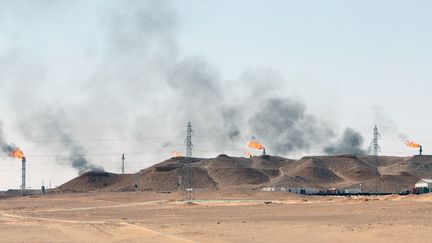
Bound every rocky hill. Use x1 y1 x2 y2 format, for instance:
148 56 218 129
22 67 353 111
57 154 432 193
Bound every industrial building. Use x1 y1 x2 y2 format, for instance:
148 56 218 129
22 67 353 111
415 179 432 190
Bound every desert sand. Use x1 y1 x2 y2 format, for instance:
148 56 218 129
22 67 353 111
0 191 431 242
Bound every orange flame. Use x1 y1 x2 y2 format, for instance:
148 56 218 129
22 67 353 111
171 151 182 157
406 141 421 148
9 148 24 159
248 140 264 150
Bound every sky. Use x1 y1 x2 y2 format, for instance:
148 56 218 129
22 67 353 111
0 0 431 190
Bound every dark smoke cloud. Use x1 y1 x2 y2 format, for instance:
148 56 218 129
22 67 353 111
167 57 222 101
66 145 103 175
239 68 284 97
19 108 103 174
166 57 224 124
56 124 104 174
0 0 369 175
324 128 367 156
0 121 16 155
222 106 242 141
248 98 335 154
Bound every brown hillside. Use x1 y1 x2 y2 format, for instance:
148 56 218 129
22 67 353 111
359 155 406 167
282 157 344 184
348 174 419 192
405 155 432 178
57 171 132 193
278 155 376 187
56 154 432 193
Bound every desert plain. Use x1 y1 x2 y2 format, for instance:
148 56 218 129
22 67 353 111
0 191 431 242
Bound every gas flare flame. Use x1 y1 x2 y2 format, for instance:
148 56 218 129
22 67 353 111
406 140 421 148
248 140 264 150
9 148 24 159
171 151 182 157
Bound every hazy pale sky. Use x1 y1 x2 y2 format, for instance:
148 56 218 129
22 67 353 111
173 0 432 152
0 0 431 190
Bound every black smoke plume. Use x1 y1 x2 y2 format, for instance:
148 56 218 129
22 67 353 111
0 0 368 170
0 120 18 156
19 109 104 174
248 98 335 154
324 128 367 156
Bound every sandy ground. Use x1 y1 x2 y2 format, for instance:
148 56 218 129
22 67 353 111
0 191 431 242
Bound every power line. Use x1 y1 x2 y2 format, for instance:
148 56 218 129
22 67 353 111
24 136 185 144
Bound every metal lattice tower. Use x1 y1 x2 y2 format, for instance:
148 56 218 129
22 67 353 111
185 122 193 157
182 122 194 200
371 125 381 158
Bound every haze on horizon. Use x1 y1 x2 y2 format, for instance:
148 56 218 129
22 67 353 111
0 0 430 190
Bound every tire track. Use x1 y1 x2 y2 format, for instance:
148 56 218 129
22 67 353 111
0 201 195 243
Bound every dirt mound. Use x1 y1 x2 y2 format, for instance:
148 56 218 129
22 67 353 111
57 171 132 193
403 155 432 178
139 166 217 191
251 155 294 169
350 174 419 193
359 156 406 167
206 155 289 182
207 155 252 169
279 155 376 186
56 154 432 194
102 157 218 192
406 155 432 163
377 155 432 178
283 157 344 184
208 167 270 186
269 174 324 189
57 155 289 193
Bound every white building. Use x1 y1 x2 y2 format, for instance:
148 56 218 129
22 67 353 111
343 188 362 194
262 187 276 192
415 179 432 189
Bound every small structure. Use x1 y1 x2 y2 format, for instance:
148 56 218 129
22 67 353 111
415 179 432 190
343 188 362 194
262 187 276 192
262 187 318 195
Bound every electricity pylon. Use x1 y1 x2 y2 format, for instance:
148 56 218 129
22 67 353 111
183 122 194 200
371 125 381 164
